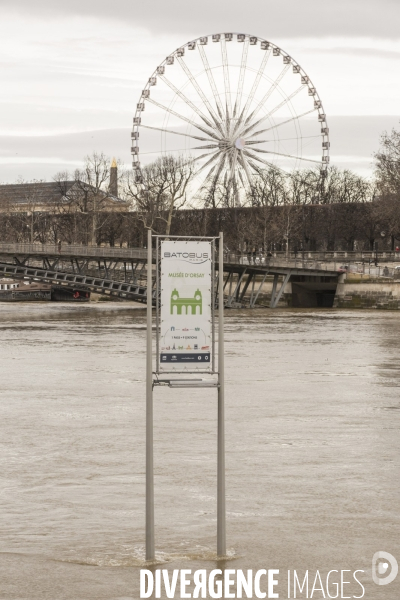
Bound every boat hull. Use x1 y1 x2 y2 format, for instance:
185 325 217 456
0 289 52 301
51 286 91 302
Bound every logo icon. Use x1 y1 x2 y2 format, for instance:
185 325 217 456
170 288 202 315
372 551 398 586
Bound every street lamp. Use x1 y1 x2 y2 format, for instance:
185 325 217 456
375 231 386 266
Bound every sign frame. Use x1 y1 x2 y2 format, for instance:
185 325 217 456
146 232 225 561
154 235 217 375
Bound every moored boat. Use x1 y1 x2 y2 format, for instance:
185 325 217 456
0 280 52 301
51 286 90 302
0 280 90 302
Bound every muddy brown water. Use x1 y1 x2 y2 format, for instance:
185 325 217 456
0 304 399 599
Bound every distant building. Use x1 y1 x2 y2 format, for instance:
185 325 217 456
0 160 129 214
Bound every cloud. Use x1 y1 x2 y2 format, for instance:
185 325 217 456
1 116 399 182
314 46 400 60
2 0 400 39
0 128 130 161
1 5 399 182
0 103 134 136
0 129 131 182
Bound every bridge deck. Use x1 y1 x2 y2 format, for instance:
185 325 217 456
0 242 340 306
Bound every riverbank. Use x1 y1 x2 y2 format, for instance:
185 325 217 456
246 274 400 309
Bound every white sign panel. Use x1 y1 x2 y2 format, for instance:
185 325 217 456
159 240 212 372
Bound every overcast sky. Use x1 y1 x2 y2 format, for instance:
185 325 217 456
1 0 399 182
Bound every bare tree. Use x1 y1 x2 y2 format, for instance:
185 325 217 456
54 153 126 245
322 166 371 204
1 179 49 243
249 166 287 208
374 124 400 198
124 155 193 235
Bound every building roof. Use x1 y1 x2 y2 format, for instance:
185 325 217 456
0 180 128 210
0 181 75 206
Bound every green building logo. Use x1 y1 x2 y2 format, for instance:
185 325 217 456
171 288 202 315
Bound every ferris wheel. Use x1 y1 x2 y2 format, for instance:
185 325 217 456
131 33 330 203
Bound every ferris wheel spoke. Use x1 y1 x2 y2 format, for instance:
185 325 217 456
244 63 291 126
146 97 220 141
236 157 249 188
239 84 305 139
176 56 225 135
208 152 227 189
227 148 239 193
140 124 212 142
245 140 270 145
192 144 220 149
247 146 322 164
247 108 317 139
248 134 319 144
233 47 272 135
243 149 280 170
264 84 304 119
234 38 249 118
201 161 219 186
193 152 227 201
197 45 225 119
226 148 235 180
221 36 232 129
246 157 294 187
246 158 264 176
159 74 219 133
193 149 221 173
191 165 217 201
231 149 238 180
238 168 246 188
237 151 254 187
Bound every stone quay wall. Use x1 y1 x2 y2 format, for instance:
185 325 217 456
334 280 400 309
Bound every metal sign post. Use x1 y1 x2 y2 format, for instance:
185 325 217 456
217 232 226 556
146 229 154 561
145 232 225 560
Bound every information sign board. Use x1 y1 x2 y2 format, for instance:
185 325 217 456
159 240 212 372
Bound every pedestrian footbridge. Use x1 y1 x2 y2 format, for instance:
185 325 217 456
0 243 341 308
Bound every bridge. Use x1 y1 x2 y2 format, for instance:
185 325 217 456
0 243 341 308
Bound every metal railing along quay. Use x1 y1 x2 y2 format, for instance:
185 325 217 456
0 242 148 261
224 253 341 273
2 243 400 263
223 253 400 279
234 250 400 263
344 263 400 279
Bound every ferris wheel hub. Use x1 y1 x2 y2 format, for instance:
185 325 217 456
234 138 246 150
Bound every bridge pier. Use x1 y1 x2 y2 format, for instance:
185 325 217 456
238 271 253 303
270 272 292 308
226 269 247 307
248 272 269 308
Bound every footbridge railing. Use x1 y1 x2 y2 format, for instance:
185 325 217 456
0 242 148 261
223 252 343 274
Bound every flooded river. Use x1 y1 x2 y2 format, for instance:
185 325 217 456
0 304 399 599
